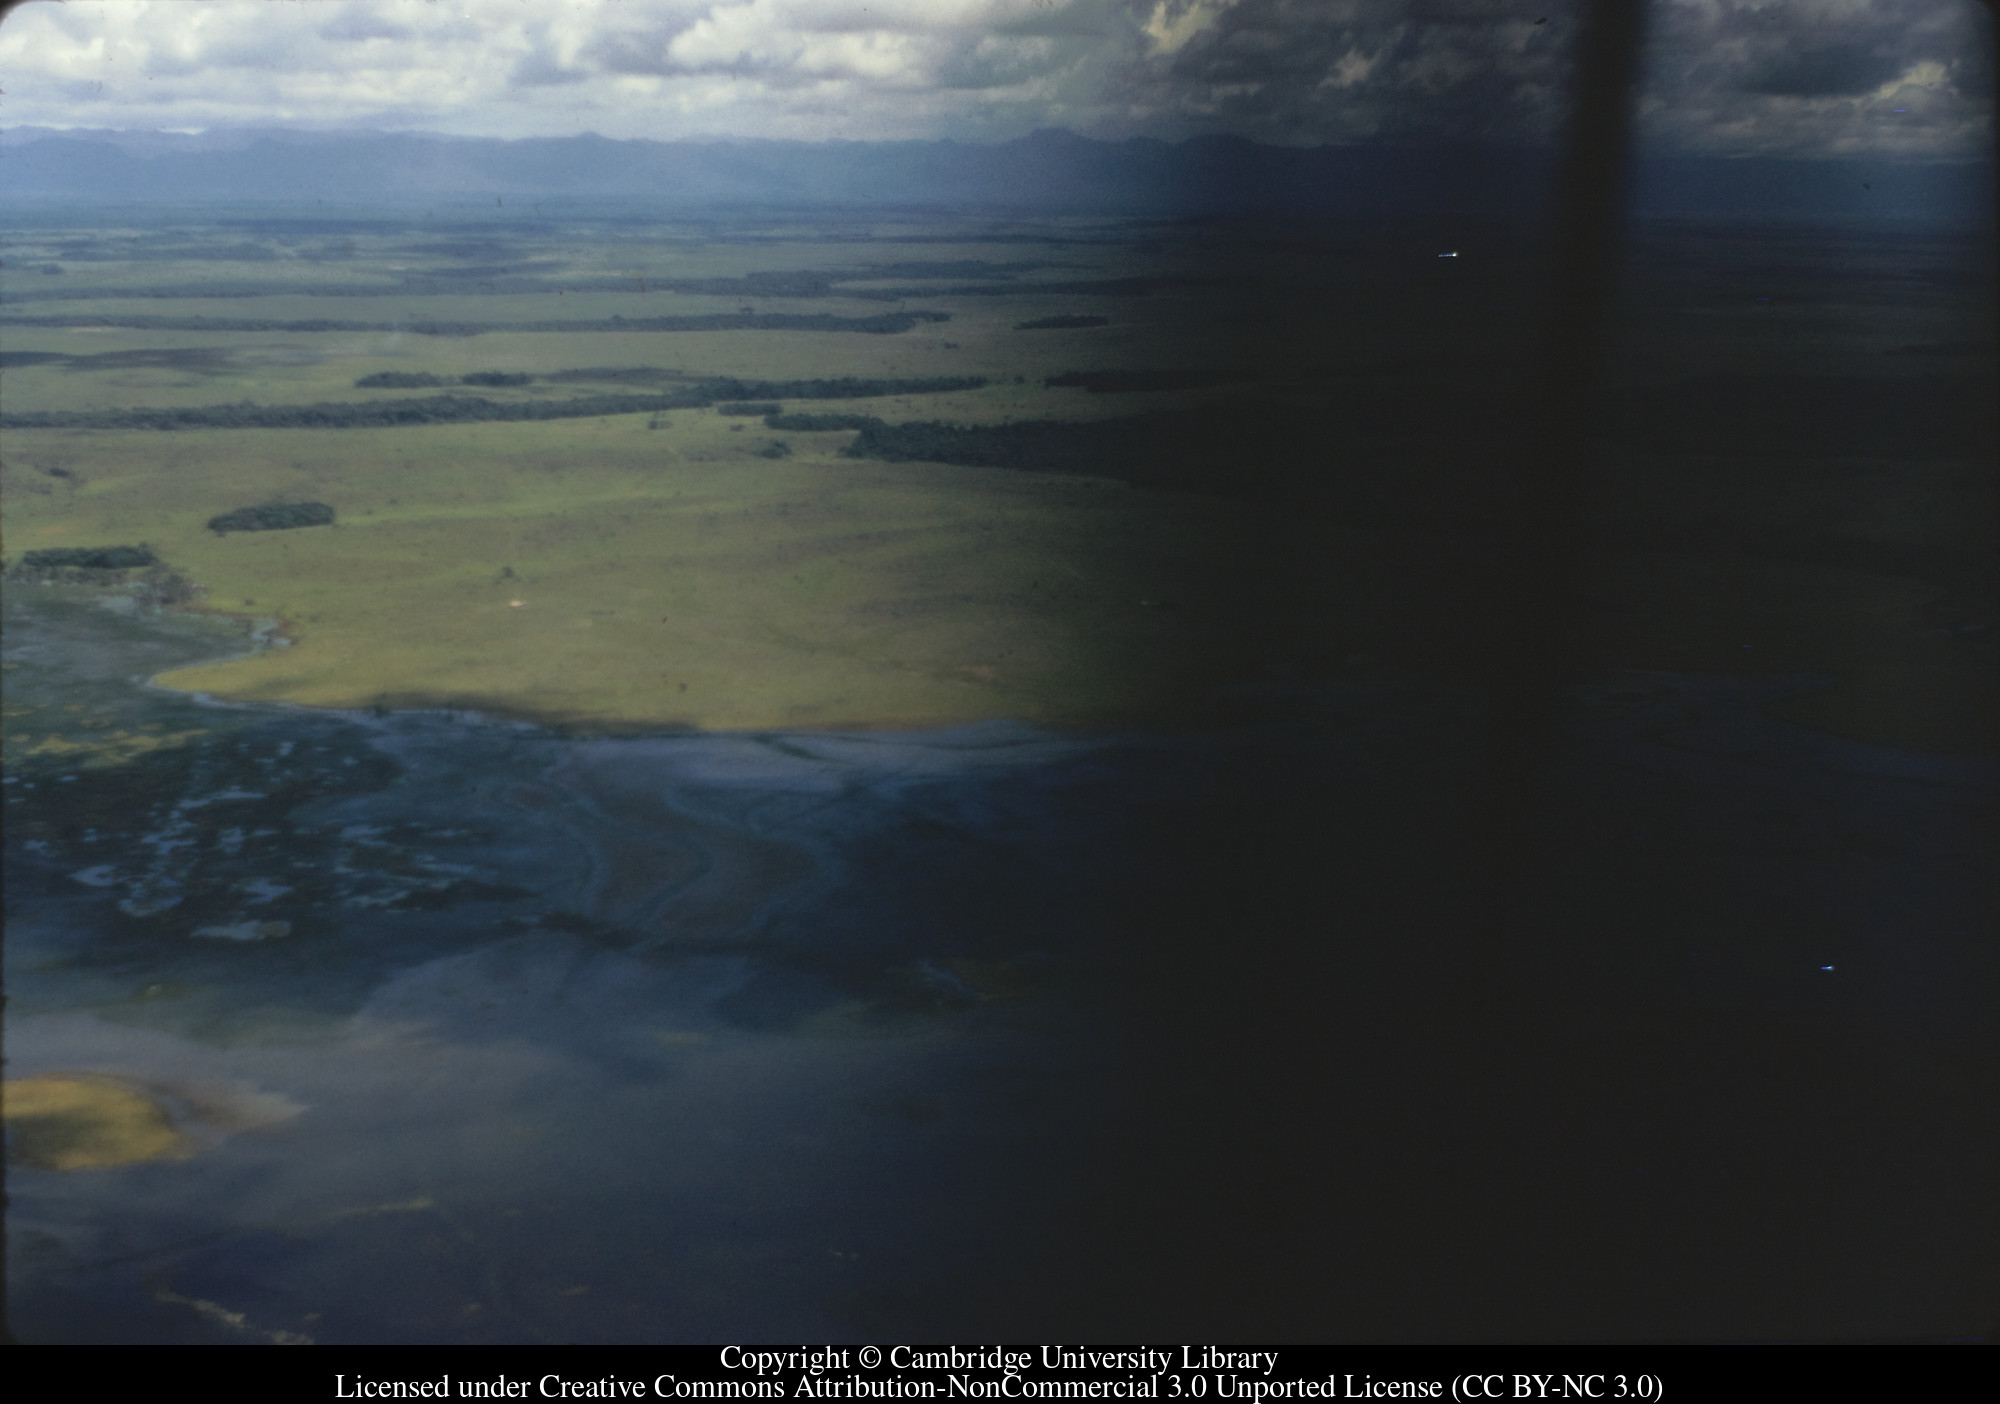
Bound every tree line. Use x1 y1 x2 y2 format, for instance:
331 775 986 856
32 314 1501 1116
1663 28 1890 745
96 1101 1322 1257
17 544 160 570
208 503 337 534
0 311 955 338
3 377 986 432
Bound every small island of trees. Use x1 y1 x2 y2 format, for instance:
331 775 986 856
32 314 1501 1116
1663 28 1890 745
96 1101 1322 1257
19 544 160 570
763 413 884 432
208 502 337 535
355 371 446 388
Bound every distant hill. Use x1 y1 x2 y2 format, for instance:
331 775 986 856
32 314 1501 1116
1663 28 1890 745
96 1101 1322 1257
0 127 1985 223
0 127 1554 216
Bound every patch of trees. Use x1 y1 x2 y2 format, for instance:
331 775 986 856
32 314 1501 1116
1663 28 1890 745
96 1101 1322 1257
1016 316 1108 330
837 407 1325 497
1045 369 1231 393
555 311 952 335
207 503 337 534
842 261 1043 282
713 375 984 401
1 313 490 336
718 401 782 417
5 552 198 602
409 262 567 281
544 366 684 384
752 441 792 459
355 371 446 388
34 240 278 264
0 260 1059 308
1 279 580 306
764 413 884 432
2 391 702 431
857 278 1185 302
662 271 837 298
0 311 955 338
460 371 532 387
1 378 988 434
20 544 160 570
843 419 1125 475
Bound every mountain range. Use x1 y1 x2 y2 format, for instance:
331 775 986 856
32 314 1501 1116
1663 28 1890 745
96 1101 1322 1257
0 126 1988 222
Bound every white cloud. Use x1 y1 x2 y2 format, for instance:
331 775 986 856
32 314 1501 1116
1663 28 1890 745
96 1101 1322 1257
0 0 1984 155
1141 0 1237 57
0 0 1115 138
1318 46 1379 91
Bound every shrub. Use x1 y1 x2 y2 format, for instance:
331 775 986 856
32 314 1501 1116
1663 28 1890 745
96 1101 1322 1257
355 371 445 388
19 544 159 570
718 401 782 417
1045 369 1227 393
207 502 337 534
763 413 883 432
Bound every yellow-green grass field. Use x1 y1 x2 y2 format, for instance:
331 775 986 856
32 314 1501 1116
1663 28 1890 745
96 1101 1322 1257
8 216 1990 750
1 275 1297 411
1 222 1332 733
3 413 1295 732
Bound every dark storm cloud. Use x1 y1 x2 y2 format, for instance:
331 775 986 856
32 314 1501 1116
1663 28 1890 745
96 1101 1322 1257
1742 41 1910 98
1094 0 1579 146
1638 0 1992 157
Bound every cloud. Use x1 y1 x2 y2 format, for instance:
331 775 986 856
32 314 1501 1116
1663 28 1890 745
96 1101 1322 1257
319 5 416 45
0 0 1985 157
1741 41 1908 98
512 47 591 89
1142 1 1239 57
1636 0 1992 158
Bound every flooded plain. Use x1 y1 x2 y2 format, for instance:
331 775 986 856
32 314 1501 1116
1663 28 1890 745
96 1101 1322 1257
6 581 1994 1341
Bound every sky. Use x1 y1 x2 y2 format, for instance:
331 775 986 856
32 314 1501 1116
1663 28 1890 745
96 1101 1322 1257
0 0 1989 156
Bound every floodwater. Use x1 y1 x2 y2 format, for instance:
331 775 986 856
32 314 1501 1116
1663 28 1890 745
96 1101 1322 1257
5 585 1994 1341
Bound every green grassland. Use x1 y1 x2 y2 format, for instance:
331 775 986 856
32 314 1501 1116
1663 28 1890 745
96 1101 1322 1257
3 415 1280 731
4 212 1992 747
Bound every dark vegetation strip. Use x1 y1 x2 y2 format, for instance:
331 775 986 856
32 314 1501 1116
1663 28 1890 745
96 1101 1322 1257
19 545 159 570
356 372 446 388
0 376 986 431
1017 316 1109 330
765 413 884 432
0 310 953 337
208 503 336 534
0 261 1050 306
1 393 709 431
1045 369 1238 393
833 376 1997 490
838 411 1321 495
543 366 691 384
848 278 1189 301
